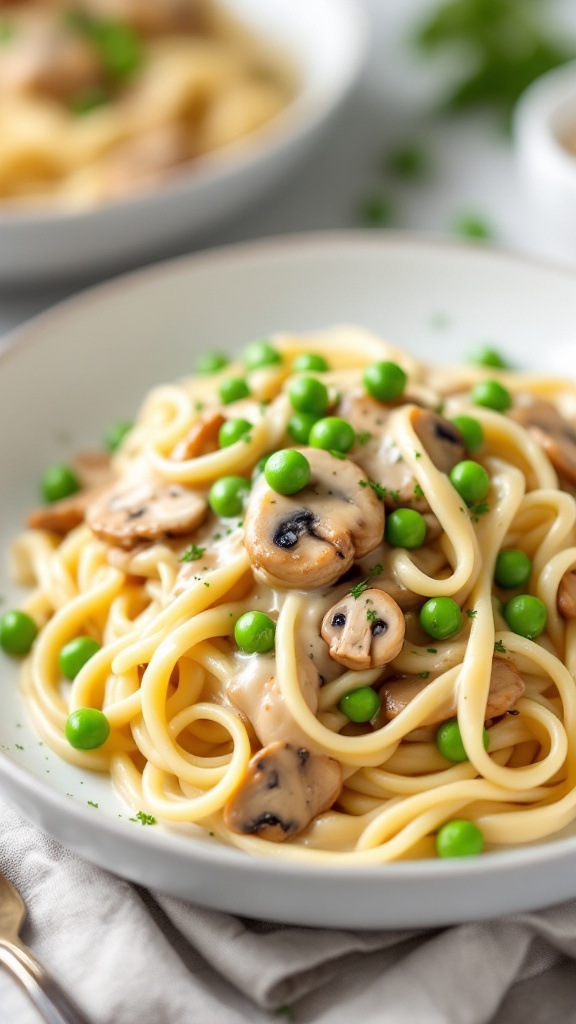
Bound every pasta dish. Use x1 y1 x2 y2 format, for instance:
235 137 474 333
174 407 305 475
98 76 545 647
0 0 293 208
5 326 576 864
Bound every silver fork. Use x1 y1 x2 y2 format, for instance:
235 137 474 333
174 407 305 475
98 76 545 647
0 870 92 1024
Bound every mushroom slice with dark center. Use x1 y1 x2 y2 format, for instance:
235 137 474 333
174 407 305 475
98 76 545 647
558 569 576 619
321 588 405 671
411 408 465 474
86 479 208 549
381 657 525 726
339 400 464 512
223 741 342 842
243 448 384 589
510 401 576 484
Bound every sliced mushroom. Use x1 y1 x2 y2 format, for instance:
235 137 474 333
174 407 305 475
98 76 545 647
558 569 576 619
509 400 576 485
223 741 342 842
321 588 405 670
341 399 464 512
86 479 208 549
243 448 384 589
170 411 226 462
381 656 525 727
411 408 465 474
26 451 113 536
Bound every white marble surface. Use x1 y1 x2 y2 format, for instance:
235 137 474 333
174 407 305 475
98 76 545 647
1 0 576 340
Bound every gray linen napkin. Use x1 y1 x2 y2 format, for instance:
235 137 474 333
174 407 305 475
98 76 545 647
1 797 575 1024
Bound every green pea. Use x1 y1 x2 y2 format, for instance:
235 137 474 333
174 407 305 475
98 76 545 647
234 611 276 654
218 418 252 448
0 610 38 656
309 416 355 453
104 420 133 453
288 376 329 416
243 339 281 370
264 450 310 495
65 708 110 750
451 415 484 453
494 549 532 589
59 636 101 680
363 361 407 402
292 352 330 373
436 819 484 858
436 719 490 763
41 464 81 503
471 380 512 412
469 345 510 369
339 687 381 723
219 377 251 405
449 460 490 505
419 597 462 640
287 412 319 444
196 352 229 374
208 476 250 517
385 508 427 549
504 594 547 639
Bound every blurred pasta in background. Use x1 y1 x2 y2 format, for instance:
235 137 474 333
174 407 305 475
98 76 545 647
0 0 294 208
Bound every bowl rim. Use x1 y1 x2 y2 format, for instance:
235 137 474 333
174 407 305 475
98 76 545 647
3 229 576 891
0 0 366 227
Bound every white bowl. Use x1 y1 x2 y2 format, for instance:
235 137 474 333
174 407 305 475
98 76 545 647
3 233 576 929
514 60 576 254
0 0 364 284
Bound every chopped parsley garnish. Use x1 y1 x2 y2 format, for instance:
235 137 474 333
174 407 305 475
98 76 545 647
129 811 157 826
180 544 206 562
470 502 490 522
414 482 425 498
466 608 477 618
367 608 378 622
275 1008 296 1022
349 563 383 599
427 647 437 654
356 431 373 445
359 478 388 501
359 193 393 228
414 450 422 459
87 800 99 809
453 212 494 242
387 143 429 180
418 671 430 679
494 639 507 653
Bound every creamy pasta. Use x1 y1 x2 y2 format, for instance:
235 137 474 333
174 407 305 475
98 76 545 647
7 326 576 864
0 0 293 208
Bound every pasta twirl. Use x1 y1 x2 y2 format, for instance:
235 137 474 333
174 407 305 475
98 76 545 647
7 325 576 864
